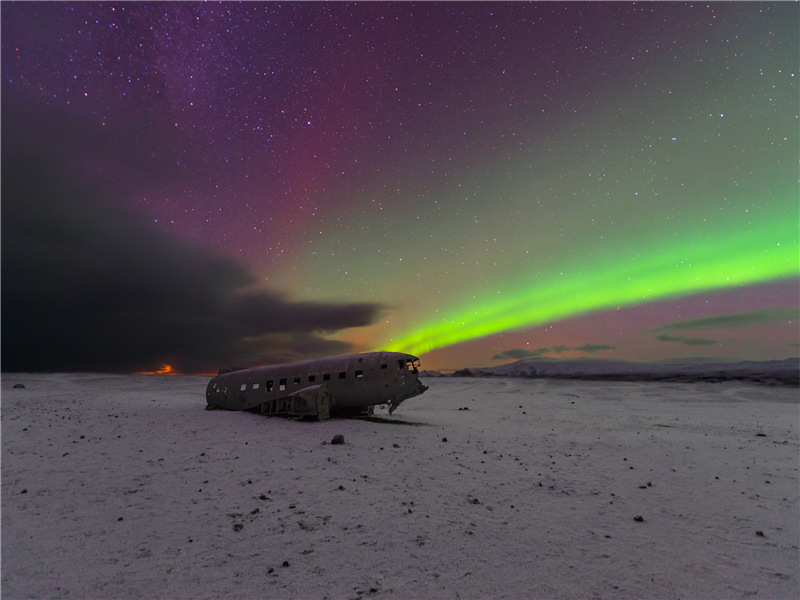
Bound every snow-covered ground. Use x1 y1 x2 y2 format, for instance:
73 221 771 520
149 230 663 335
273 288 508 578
3 374 798 599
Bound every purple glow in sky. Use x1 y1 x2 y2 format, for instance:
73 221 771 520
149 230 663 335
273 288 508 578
2 2 797 372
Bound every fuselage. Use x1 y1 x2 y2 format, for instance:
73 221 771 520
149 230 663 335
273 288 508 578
206 351 427 417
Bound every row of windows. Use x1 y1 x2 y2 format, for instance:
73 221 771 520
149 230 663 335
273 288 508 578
239 368 372 393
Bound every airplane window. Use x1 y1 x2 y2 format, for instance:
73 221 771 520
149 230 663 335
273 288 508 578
240 383 247 391
323 373 331 381
279 378 287 391
293 377 301 385
308 375 316 383
355 370 363 379
398 359 405 370
339 371 347 379
266 381 273 392
380 364 387 369
253 382 260 390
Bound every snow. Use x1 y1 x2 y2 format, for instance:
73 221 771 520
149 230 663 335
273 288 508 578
2 373 798 599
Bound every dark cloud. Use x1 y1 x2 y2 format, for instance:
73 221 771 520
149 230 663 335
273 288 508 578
574 343 616 353
653 308 797 332
1 147 383 373
656 334 717 346
492 348 551 361
492 343 616 361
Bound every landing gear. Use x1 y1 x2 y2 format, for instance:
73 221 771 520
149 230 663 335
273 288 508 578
316 386 332 421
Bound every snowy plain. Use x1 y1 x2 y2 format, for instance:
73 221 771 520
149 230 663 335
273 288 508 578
2 373 798 599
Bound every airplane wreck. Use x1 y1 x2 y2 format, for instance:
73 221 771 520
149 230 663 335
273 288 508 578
206 352 428 420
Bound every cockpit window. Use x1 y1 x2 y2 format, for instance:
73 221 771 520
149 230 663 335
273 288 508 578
399 357 420 371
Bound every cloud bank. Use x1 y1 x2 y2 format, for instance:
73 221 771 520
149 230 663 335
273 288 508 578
2 149 382 373
656 334 718 346
653 308 797 332
492 343 616 361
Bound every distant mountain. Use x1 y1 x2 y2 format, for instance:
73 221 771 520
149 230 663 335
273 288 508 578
421 358 799 385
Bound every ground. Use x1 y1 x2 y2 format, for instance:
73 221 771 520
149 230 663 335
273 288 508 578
2 375 798 599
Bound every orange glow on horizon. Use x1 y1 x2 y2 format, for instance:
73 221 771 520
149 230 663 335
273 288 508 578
138 364 175 375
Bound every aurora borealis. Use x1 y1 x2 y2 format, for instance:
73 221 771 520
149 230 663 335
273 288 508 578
2 2 798 373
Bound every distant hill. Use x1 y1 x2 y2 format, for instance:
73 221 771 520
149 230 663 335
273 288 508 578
421 358 799 385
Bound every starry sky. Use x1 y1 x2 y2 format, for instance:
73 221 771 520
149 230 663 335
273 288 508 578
2 2 798 373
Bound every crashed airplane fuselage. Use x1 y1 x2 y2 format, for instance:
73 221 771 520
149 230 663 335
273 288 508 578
206 352 428 420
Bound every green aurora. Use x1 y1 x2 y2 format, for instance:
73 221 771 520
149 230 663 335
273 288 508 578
381 195 798 356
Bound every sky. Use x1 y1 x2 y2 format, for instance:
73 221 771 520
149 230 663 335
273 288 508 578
2 2 798 374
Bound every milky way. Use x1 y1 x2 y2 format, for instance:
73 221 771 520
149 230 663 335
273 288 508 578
2 2 797 372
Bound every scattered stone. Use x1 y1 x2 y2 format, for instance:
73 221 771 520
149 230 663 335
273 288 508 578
392 443 400 448
282 560 290 568
117 517 123 521
233 523 244 532
468 497 480 505
331 434 345 445
756 530 765 537
755 433 767 437
442 437 448 442
20 489 27 494
13 383 25 389
633 515 644 522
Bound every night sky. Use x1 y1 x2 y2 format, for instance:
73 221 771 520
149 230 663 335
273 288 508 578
2 2 797 373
